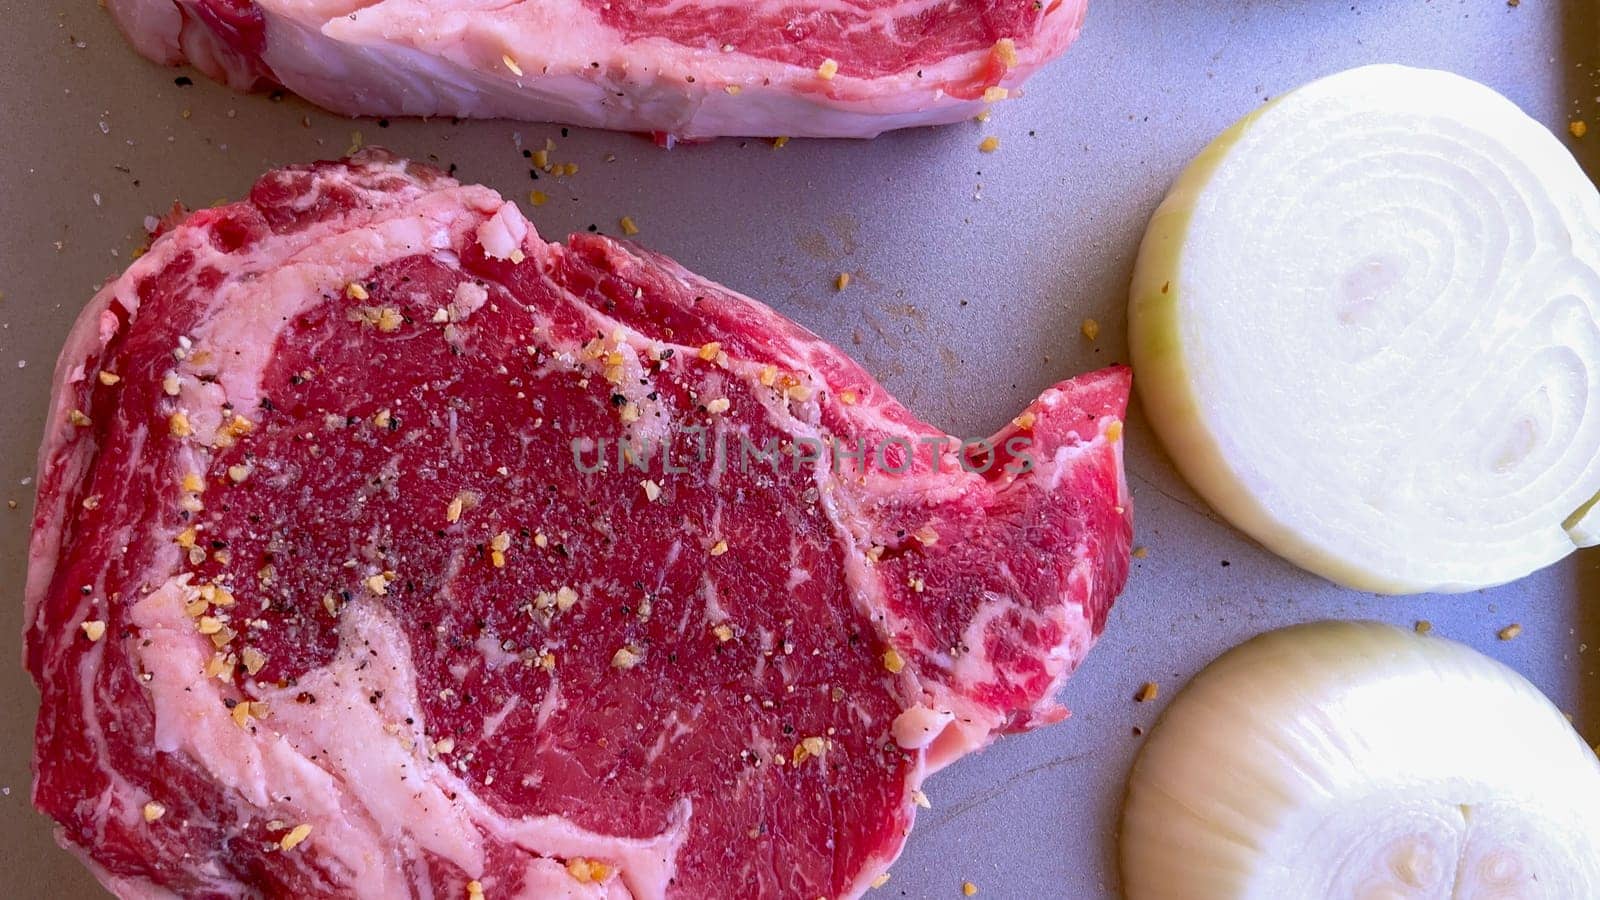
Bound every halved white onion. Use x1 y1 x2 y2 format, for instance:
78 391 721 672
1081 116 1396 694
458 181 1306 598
1121 621 1600 899
1129 64 1600 593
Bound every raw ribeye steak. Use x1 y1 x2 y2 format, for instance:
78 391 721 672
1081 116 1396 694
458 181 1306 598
104 0 1089 139
26 150 1132 898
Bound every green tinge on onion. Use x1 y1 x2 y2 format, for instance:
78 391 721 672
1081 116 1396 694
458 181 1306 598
1121 621 1600 899
1129 64 1600 593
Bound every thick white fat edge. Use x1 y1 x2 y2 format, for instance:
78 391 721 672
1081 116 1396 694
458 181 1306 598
126 581 685 899
64 175 677 895
24 171 678 895
35 155 1120 898
1129 64 1600 594
25 157 499 646
27 158 558 897
104 0 1085 139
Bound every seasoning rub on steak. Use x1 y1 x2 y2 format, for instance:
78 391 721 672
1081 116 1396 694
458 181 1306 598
25 151 1132 899
103 0 1090 139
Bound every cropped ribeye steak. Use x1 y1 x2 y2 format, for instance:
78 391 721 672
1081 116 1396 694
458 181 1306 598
104 0 1089 139
26 151 1132 898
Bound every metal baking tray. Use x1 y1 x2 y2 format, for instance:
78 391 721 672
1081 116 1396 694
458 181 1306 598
2 1 1595 896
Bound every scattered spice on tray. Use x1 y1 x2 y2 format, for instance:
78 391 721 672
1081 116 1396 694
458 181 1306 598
835 272 851 291
1571 120 1588 139
1498 623 1523 641
1081 318 1100 341
979 135 1000 153
1135 681 1159 702
1414 620 1432 635
963 882 979 896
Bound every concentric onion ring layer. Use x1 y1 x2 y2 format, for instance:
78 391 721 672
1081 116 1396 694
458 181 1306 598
1130 64 1600 592
1121 622 1600 899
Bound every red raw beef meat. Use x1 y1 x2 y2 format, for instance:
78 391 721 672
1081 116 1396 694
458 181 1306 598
102 0 1090 139
25 151 1132 898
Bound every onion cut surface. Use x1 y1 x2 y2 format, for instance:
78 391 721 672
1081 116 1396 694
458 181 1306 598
1121 621 1600 899
1129 64 1600 593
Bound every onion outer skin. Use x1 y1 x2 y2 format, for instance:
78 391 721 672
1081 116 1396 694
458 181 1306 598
1120 621 1600 900
1128 64 1600 593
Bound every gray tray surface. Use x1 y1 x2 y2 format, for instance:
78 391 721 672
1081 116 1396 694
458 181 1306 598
1 1 1596 897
